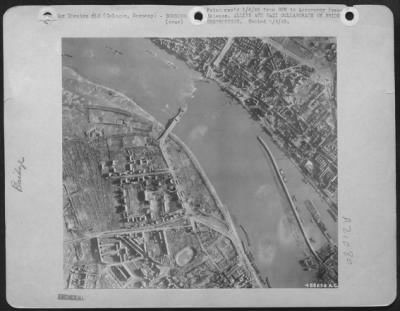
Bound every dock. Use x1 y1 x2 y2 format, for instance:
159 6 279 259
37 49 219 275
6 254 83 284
257 136 322 263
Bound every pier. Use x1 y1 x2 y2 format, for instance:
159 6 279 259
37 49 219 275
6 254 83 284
257 136 322 263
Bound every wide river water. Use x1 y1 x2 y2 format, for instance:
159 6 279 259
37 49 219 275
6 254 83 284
63 38 337 288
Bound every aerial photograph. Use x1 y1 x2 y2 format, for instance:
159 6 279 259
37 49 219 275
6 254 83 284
62 37 337 289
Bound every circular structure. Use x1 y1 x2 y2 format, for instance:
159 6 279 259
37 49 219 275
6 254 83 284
38 7 58 24
188 7 208 25
340 6 359 26
175 246 195 267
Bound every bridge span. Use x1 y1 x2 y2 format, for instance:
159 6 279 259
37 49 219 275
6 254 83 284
158 106 187 145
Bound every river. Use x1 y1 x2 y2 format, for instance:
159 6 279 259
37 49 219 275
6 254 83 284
63 38 337 288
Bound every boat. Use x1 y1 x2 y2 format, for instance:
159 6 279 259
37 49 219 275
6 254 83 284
145 49 157 57
165 60 177 69
105 45 123 56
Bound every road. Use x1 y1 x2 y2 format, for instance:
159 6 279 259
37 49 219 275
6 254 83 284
213 37 234 68
87 104 133 117
191 215 231 238
64 221 191 244
108 170 171 180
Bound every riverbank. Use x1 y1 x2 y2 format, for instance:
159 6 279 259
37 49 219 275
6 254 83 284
168 133 265 288
64 65 265 288
150 39 337 211
149 40 330 211
206 71 337 214
63 38 336 286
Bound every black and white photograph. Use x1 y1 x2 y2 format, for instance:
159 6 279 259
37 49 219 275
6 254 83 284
4 4 395 308
62 37 338 289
